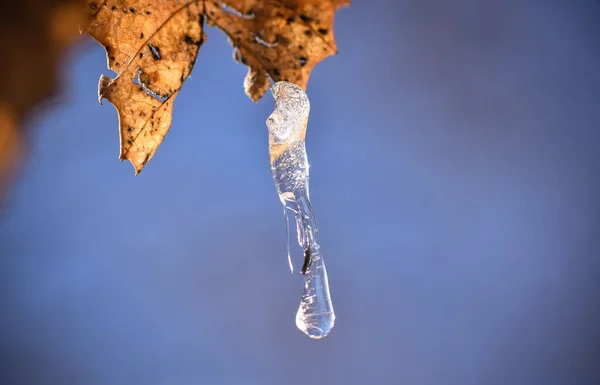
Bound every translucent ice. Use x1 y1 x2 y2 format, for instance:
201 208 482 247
266 82 335 339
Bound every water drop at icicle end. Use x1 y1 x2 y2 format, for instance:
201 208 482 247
266 81 336 339
294 230 336 339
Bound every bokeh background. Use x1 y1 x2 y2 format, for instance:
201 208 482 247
1 1 599 384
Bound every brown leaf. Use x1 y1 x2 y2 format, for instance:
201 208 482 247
88 0 205 174
0 0 89 196
208 0 350 100
87 0 349 174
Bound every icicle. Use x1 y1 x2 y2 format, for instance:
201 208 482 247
266 81 335 339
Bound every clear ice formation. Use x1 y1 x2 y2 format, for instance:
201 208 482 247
266 81 335 339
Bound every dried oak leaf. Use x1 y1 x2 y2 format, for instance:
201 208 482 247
86 0 349 174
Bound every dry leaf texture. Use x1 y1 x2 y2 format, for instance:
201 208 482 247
87 0 349 174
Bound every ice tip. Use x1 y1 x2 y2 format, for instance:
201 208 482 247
296 315 336 339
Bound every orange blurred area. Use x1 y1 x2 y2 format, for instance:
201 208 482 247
0 0 87 198
0 105 20 197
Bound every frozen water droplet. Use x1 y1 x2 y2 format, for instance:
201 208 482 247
296 249 335 339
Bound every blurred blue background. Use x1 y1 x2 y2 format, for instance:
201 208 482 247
1 1 599 384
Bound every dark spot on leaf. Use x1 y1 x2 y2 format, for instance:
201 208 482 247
304 29 312 36
110 56 115 61
139 52 143 59
273 68 280 77
127 126 132 132
276 34 290 46
145 10 151 15
299 56 307 66
90 2 98 10
184 35 197 45
286 16 295 24
111 5 116 11
318 28 328 35
299 45 304 50
127 139 132 145
139 32 144 39
129 7 135 13
299 14 313 23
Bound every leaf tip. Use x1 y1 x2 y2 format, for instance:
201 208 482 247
244 67 270 102
127 158 142 176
